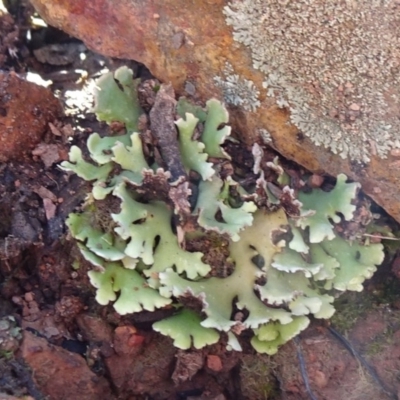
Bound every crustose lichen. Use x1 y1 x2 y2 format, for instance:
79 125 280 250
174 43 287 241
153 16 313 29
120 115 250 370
224 0 400 162
213 62 260 112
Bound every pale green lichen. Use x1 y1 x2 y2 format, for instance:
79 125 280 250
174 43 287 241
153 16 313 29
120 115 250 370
62 66 386 355
297 174 360 243
176 113 215 181
153 309 220 349
251 316 310 355
201 98 232 159
112 182 211 282
195 176 256 242
160 210 293 333
224 1 400 162
89 262 171 315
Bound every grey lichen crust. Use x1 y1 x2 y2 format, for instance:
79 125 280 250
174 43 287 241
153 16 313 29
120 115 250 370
224 0 400 162
214 62 260 112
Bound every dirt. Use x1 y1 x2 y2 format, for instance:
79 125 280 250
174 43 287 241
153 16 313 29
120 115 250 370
2 2 400 400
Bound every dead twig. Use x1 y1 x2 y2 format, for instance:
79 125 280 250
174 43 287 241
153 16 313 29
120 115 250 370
362 233 400 241
149 84 187 183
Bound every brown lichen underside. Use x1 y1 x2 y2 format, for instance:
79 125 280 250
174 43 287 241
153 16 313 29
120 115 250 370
29 0 400 223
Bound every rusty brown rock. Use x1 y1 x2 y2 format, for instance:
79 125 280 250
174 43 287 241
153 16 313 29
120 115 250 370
206 354 223 372
0 71 61 162
105 333 175 396
76 313 113 343
29 0 400 223
113 325 145 356
20 330 113 400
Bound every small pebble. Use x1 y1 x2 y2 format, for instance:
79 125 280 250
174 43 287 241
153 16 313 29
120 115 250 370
348 103 360 111
207 355 223 372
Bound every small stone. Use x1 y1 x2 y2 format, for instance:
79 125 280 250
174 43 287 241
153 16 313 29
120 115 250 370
184 81 196 96
390 148 400 157
328 108 338 118
43 326 60 338
171 32 185 49
207 354 223 372
308 174 324 188
24 292 34 302
0 320 11 331
313 369 328 388
348 103 360 111
11 296 23 306
113 326 144 356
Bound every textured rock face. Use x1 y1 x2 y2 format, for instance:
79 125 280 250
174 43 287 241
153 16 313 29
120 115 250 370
21 331 113 400
0 71 61 162
30 0 400 222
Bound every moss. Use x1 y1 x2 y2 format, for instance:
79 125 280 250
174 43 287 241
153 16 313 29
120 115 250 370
240 354 280 399
0 349 13 360
332 273 400 333
331 292 376 332
365 340 388 356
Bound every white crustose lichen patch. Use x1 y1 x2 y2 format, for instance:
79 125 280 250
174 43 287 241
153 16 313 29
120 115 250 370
224 0 400 162
214 62 260 112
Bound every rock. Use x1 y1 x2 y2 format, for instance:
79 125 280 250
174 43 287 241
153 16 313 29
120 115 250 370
172 350 204 384
20 330 113 400
206 355 223 372
76 314 113 343
104 333 175 397
29 0 400 223
0 71 61 162
312 370 329 389
113 325 145 356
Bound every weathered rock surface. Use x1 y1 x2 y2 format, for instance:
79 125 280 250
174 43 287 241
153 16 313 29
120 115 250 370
30 0 400 222
104 330 176 397
20 330 113 400
0 71 61 162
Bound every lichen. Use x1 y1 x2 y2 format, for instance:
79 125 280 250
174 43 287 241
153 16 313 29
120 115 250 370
214 62 260 112
224 1 400 162
62 66 386 355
